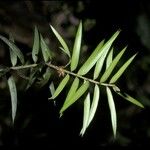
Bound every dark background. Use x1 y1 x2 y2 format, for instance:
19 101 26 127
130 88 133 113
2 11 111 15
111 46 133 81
0 0 150 148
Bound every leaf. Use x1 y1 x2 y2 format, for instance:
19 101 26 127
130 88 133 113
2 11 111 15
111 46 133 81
106 47 113 69
71 21 82 71
50 74 70 100
93 43 112 79
60 80 89 114
32 26 40 63
9 34 17 66
80 93 90 136
0 35 24 64
37 67 51 88
106 87 117 138
8 76 17 123
62 77 79 106
78 30 120 76
50 25 70 57
100 46 127 83
87 84 100 126
113 89 144 108
110 53 137 83
40 34 52 62
49 82 55 96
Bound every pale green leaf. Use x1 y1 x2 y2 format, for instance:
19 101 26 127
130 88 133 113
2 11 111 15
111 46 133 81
9 34 17 66
0 35 24 64
60 81 89 114
78 30 120 76
40 34 52 62
8 76 17 123
106 47 113 69
110 53 137 83
50 74 70 99
50 25 70 57
49 82 55 96
114 90 144 108
80 93 90 136
62 77 79 106
106 87 117 138
100 46 127 83
32 26 40 63
93 43 112 79
71 21 82 71
87 84 100 126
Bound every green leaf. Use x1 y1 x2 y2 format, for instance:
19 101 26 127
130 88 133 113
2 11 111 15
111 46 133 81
106 47 113 69
9 34 17 66
87 84 100 126
62 77 79 106
110 53 137 83
49 82 55 97
32 26 40 63
0 35 24 64
50 25 70 57
60 80 89 114
50 74 70 100
8 76 17 123
40 34 52 62
106 87 117 138
93 43 112 79
78 30 120 76
100 46 127 83
113 90 144 108
71 21 82 71
80 93 90 136
37 67 51 88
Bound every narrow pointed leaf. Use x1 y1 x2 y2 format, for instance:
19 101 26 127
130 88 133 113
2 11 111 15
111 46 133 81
49 82 55 97
60 81 89 114
106 47 113 69
114 90 144 108
50 74 70 99
9 34 17 66
78 30 120 76
50 25 70 57
93 44 112 79
106 87 117 137
87 84 100 126
80 93 90 136
0 35 24 64
71 21 82 71
40 34 52 62
110 53 137 83
32 26 40 63
8 76 17 123
63 77 79 105
100 47 127 83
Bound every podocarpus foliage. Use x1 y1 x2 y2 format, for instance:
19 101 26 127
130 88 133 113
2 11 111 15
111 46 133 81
0 21 144 138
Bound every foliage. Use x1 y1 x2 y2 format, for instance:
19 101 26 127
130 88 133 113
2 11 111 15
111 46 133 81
0 21 144 138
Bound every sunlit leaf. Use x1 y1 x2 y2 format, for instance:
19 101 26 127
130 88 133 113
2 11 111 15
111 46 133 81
32 26 40 63
50 74 70 100
106 87 117 138
9 34 17 66
71 21 82 71
0 35 24 64
113 89 144 108
110 53 137 83
80 93 90 136
40 34 52 62
62 77 79 106
100 46 127 83
87 84 100 126
49 82 55 96
93 43 112 79
106 47 113 69
50 25 70 57
8 76 17 123
78 30 120 76
60 81 89 114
